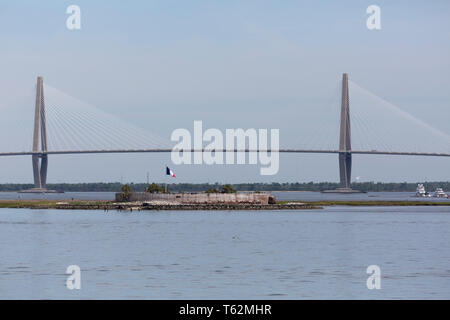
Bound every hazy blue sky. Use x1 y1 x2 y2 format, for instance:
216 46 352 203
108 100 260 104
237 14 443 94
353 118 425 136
0 1 449 183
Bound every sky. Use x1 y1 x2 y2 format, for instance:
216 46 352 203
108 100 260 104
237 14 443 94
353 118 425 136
0 1 449 184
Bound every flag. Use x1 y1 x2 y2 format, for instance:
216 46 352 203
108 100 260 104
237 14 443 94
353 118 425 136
166 166 176 178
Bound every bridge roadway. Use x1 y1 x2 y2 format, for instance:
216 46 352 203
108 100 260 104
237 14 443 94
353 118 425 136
0 149 449 157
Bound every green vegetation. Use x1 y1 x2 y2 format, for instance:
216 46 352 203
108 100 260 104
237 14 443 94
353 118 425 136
276 200 450 206
0 181 449 193
220 184 237 193
145 183 167 193
118 184 133 201
205 184 236 193
0 200 111 209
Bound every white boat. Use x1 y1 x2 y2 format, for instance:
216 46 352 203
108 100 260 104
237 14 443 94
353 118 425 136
433 188 448 198
415 184 431 197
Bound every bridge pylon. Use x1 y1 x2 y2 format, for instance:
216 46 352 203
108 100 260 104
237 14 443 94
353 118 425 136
323 73 362 193
20 76 57 193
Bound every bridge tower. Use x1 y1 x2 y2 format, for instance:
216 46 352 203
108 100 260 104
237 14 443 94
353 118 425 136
339 73 352 189
19 76 56 193
31 76 49 191
323 73 361 193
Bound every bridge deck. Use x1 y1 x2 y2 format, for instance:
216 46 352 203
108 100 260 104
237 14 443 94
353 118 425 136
0 149 449 157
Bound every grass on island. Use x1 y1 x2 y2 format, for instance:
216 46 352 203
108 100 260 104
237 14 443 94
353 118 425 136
1 199 450 209
276 200 450 206
0 200 112 209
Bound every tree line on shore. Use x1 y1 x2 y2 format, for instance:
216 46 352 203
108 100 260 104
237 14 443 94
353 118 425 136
0 182 449 192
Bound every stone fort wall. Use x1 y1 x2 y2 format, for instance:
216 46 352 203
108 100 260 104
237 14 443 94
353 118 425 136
116 192 274 204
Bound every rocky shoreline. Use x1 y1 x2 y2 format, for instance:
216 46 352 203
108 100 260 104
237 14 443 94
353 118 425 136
0 200 321 211
118 203 321 211
2 199 449 211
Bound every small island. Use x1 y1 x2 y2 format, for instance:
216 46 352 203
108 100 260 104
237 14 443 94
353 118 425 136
1 183 449 211
0 184 320 211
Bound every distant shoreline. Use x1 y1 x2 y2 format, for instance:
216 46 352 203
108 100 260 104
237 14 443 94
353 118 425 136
0 181 449 193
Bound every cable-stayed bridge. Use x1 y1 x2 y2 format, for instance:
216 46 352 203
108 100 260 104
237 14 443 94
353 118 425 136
1 74 449 192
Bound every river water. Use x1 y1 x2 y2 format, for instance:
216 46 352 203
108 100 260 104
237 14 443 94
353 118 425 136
0 192 449 299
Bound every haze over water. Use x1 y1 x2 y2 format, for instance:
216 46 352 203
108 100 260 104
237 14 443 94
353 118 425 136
1 201 449 299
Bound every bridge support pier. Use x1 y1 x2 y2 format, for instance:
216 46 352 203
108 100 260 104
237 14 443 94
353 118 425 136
323 73 362 194
20 77 57 193
339 152 352 189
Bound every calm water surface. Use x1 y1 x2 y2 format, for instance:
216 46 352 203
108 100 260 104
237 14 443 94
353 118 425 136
1 203 449 299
